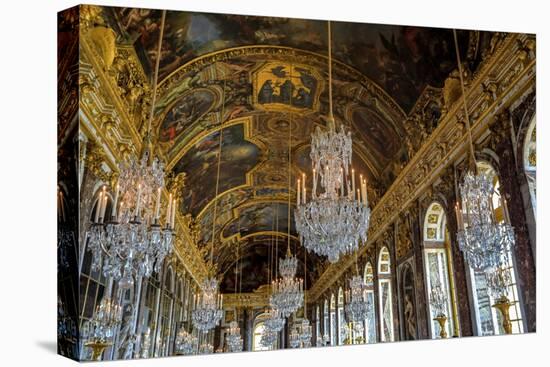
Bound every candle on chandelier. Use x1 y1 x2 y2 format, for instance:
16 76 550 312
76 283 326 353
111 184 120 220
98 186 107 222
135 184 142 218
166 193 172 228
351 168 356 199
154 187 161 221
94 193 100 223
362 179 367 205
302 173 306 204
101 194 108 223
118 201 124 222
297 179 301 206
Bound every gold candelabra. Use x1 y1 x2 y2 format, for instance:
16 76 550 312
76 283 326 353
492 296 513 335
84 340 111 361
433 314 448 339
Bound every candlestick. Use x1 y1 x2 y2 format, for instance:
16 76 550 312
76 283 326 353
357 189 361 203
154 187 161 221
166 193 172 227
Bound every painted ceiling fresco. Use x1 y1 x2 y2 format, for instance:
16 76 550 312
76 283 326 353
106 7 476 112
172 123 261 217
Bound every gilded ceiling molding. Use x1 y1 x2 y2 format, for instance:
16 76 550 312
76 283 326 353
307 32 535 302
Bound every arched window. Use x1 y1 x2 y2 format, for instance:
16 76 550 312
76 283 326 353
523 115 536 216
363 262 376 343
330 294 336 346
378 247 394 342
252 322 268 351
423 202 455 339
337 287 345 345
466 162 524 335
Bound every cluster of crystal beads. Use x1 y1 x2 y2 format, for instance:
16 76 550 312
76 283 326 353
81 296 123 344
191 277 224 332
199 343 214 355
289 326 301 348
429 280 448 317
457 171 515 273
174 328 197 355
260 327 278 348
270 250 304 317
226 321 243 352
264 308 285 332
295 121 371 263
485 266 513 300
344 275 371 322
87 154 173 290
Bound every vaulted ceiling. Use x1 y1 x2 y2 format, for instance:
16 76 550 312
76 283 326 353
101 6 492 292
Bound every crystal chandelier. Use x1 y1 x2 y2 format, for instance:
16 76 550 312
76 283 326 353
175 327 198 355
485 266 513 301
295 21 371 263
344 275 372 322
270 248 304 318
299 319 312 347
260 327 278 348
82 296 123 360
226 321 243 352
192 277 224 332
289 326 301 348
456 171 515 273
86 11 174 289
264 308 285 332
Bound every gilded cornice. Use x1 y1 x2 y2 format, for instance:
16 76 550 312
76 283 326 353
308 33 536 302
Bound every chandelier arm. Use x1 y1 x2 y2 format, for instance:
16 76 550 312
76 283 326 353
146 10 166 136
209 78 227 268
453 29 477 171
